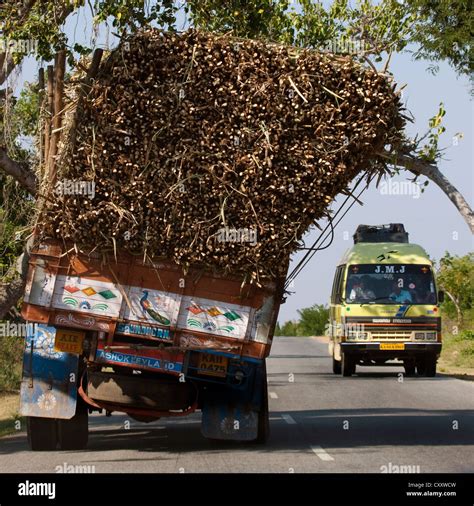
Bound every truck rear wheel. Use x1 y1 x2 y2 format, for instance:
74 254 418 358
27 417 57 451
255 362 270 444
342 353 355 377
57 399 88 450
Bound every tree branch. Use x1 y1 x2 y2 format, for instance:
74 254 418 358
0 148 37 195
0 239 32 320
383 150 474 233
443 289 463 326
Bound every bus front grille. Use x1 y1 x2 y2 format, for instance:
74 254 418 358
369 331 413 340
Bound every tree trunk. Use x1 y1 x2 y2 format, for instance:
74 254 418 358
444 289 463 327
388 151 474 233
0 149 37 195
0 242 31 320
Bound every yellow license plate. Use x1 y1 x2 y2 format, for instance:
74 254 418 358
54 329 85 354
197 353 229 377
380 343 405 350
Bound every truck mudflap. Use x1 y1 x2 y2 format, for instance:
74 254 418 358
19 324 79 419
200 361 266 441
201 402 259 441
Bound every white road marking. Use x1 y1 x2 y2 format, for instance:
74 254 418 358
269 392 278 399
281 414 297 425
311 445 334 461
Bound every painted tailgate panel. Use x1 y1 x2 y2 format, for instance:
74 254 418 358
19 324 78 419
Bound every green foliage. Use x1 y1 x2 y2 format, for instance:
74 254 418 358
297 303 329 335
437 252 473 321
418 102 446 163
276 304 329 336
277 319 300 336
0 334 23 392
186 0 294 42
439 309 474 372
0 84 37 278
409 0 474 79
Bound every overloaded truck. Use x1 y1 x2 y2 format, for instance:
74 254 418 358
15 28 405 450
329 224 444 377
20 240 287 449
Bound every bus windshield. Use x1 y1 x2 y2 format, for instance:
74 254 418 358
345 264 437 305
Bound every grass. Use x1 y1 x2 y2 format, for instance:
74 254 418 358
0 333 23 392
438 311 474 379
0 332 24 437
0 392 24 437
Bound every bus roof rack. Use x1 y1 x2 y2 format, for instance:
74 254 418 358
353 224 409 244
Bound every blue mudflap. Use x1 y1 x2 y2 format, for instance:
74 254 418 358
201 401 258 441
19 324 79 420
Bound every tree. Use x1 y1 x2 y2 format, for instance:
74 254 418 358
278 320 300 336
297 304 329 336
277 304 329 336
437 252 474 325
409 0 474 80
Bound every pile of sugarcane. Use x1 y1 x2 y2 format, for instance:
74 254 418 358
41 29 404 282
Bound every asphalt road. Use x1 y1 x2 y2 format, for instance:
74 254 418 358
1 336 473 473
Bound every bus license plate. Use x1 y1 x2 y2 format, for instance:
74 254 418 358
54 329 85 354
197 353 228 377
380 343 405 350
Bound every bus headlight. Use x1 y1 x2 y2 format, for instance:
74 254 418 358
347 331 368 341
414 332 425 340
425 332 437 341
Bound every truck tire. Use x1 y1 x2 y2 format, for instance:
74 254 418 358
342 353 355 377
416 359 426 376
27 417 57 451
423 356 437 377
57 399 88 450
332 354 342 374
255 362 270 444
403 361 416 376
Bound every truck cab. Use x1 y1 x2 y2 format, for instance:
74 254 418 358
328 224 443 377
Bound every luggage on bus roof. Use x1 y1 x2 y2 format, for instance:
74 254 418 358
353 224 409 244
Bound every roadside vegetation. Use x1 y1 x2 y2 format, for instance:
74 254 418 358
0 333 23 392
437 252 474 375
276 304 329 336
0 392 22 437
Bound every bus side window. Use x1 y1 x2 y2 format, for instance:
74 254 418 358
331 265 345 304
335 265 346 302
331 267 341 304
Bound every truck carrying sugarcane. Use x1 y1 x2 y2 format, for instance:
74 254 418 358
18 29 405 449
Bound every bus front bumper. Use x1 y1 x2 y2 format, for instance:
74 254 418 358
341 342 442 356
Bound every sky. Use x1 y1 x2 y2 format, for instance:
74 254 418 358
4 3 473 323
